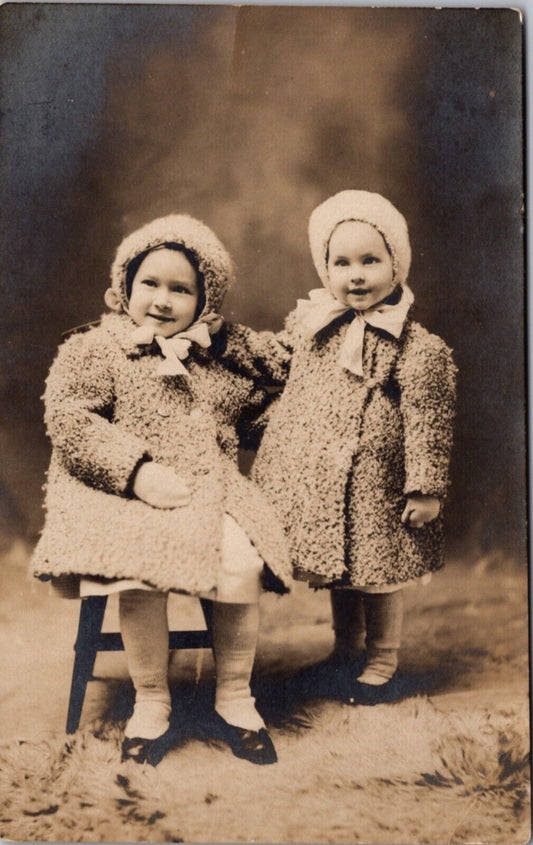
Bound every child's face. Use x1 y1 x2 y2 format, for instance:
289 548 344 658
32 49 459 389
128 248 200 337
327 221 394 311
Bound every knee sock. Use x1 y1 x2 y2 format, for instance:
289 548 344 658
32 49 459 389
212 601 265 732
330 589 366 663
358 590 403 685
119 590 171 739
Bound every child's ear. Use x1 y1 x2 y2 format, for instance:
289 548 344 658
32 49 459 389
104 288 123 312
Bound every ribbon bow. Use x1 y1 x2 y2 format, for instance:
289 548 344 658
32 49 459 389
131 320 213 376
295 285 414 377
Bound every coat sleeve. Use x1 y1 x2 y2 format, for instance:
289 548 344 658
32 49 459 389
44 331 152 495
395 330 457 499
232 382 271 452
215 312 297 387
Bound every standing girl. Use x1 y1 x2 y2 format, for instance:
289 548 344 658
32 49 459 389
32 214 291 764
220 190 457 704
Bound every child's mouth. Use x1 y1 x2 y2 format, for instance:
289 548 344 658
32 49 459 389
147 312 174 322
348 289 368 296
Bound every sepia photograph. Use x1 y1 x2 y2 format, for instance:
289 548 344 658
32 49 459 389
0 4 529 843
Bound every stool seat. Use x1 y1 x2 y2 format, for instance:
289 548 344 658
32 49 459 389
66 594 213 734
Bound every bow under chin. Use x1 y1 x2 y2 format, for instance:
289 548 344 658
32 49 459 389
295 288 349 340
130 319 214 377
295 285 415 377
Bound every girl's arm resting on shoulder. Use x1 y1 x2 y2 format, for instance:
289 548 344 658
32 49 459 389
44 333 152 495
236 384 280 451
396 334 458 500
216 316 295 387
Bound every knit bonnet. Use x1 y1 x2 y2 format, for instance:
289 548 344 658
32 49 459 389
107 213 233 317
308 190 411 289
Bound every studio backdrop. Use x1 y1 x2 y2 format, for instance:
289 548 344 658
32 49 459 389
0 5 525 562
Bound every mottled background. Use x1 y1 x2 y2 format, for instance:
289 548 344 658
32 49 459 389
0 5 525 561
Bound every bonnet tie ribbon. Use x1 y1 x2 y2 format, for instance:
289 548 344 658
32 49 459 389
295 285 414 377
130 320 213 376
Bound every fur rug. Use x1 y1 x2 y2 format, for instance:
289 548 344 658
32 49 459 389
0 692 529 844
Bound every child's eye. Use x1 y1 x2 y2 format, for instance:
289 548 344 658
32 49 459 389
363 256 379 265
141 278 157 287
171 285 192 295
334 258 349 267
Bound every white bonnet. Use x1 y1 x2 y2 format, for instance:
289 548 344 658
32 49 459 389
107 213 234 316
308 190 411 288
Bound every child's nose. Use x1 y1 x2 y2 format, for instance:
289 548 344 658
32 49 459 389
154 287 171 308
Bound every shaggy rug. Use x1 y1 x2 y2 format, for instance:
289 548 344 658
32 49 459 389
0 691 529 844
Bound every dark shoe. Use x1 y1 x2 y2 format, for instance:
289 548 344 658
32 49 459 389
210 712 277 765
345 671 403 706
121 728 174 766
285 652 366 703
326 650 367 672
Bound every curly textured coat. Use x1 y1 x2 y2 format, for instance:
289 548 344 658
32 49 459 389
221 308 457 587
31 312 291 595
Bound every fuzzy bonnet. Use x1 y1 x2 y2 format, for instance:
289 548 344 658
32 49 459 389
308 190 411 289
106 213 234 318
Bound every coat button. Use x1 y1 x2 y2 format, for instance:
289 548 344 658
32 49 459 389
189 408 202 420
157 406 171 417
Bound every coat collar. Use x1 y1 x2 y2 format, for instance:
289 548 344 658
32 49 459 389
99 312 148 357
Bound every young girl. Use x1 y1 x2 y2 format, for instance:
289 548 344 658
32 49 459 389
32 213 291 764
219 190 457 705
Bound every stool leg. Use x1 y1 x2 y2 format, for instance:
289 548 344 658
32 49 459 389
66 596 107 734
199 598 213 647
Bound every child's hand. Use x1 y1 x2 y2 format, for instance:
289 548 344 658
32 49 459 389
133 462 191 509
401 494 440 528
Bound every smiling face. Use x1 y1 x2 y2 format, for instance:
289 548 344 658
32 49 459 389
326 220 395 311
128 247 200 337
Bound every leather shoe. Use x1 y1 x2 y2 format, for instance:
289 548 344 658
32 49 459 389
121 728 174 766
210 712 277 765
345 671 402 706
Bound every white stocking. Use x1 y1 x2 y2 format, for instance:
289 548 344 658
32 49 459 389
119 589 171 739
358 590 403 685
212 601 265 732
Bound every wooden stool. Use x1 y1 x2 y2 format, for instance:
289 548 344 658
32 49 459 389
66 594 213 734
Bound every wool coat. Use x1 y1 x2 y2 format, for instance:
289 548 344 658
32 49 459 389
32 312 292 596
220 308 457 588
